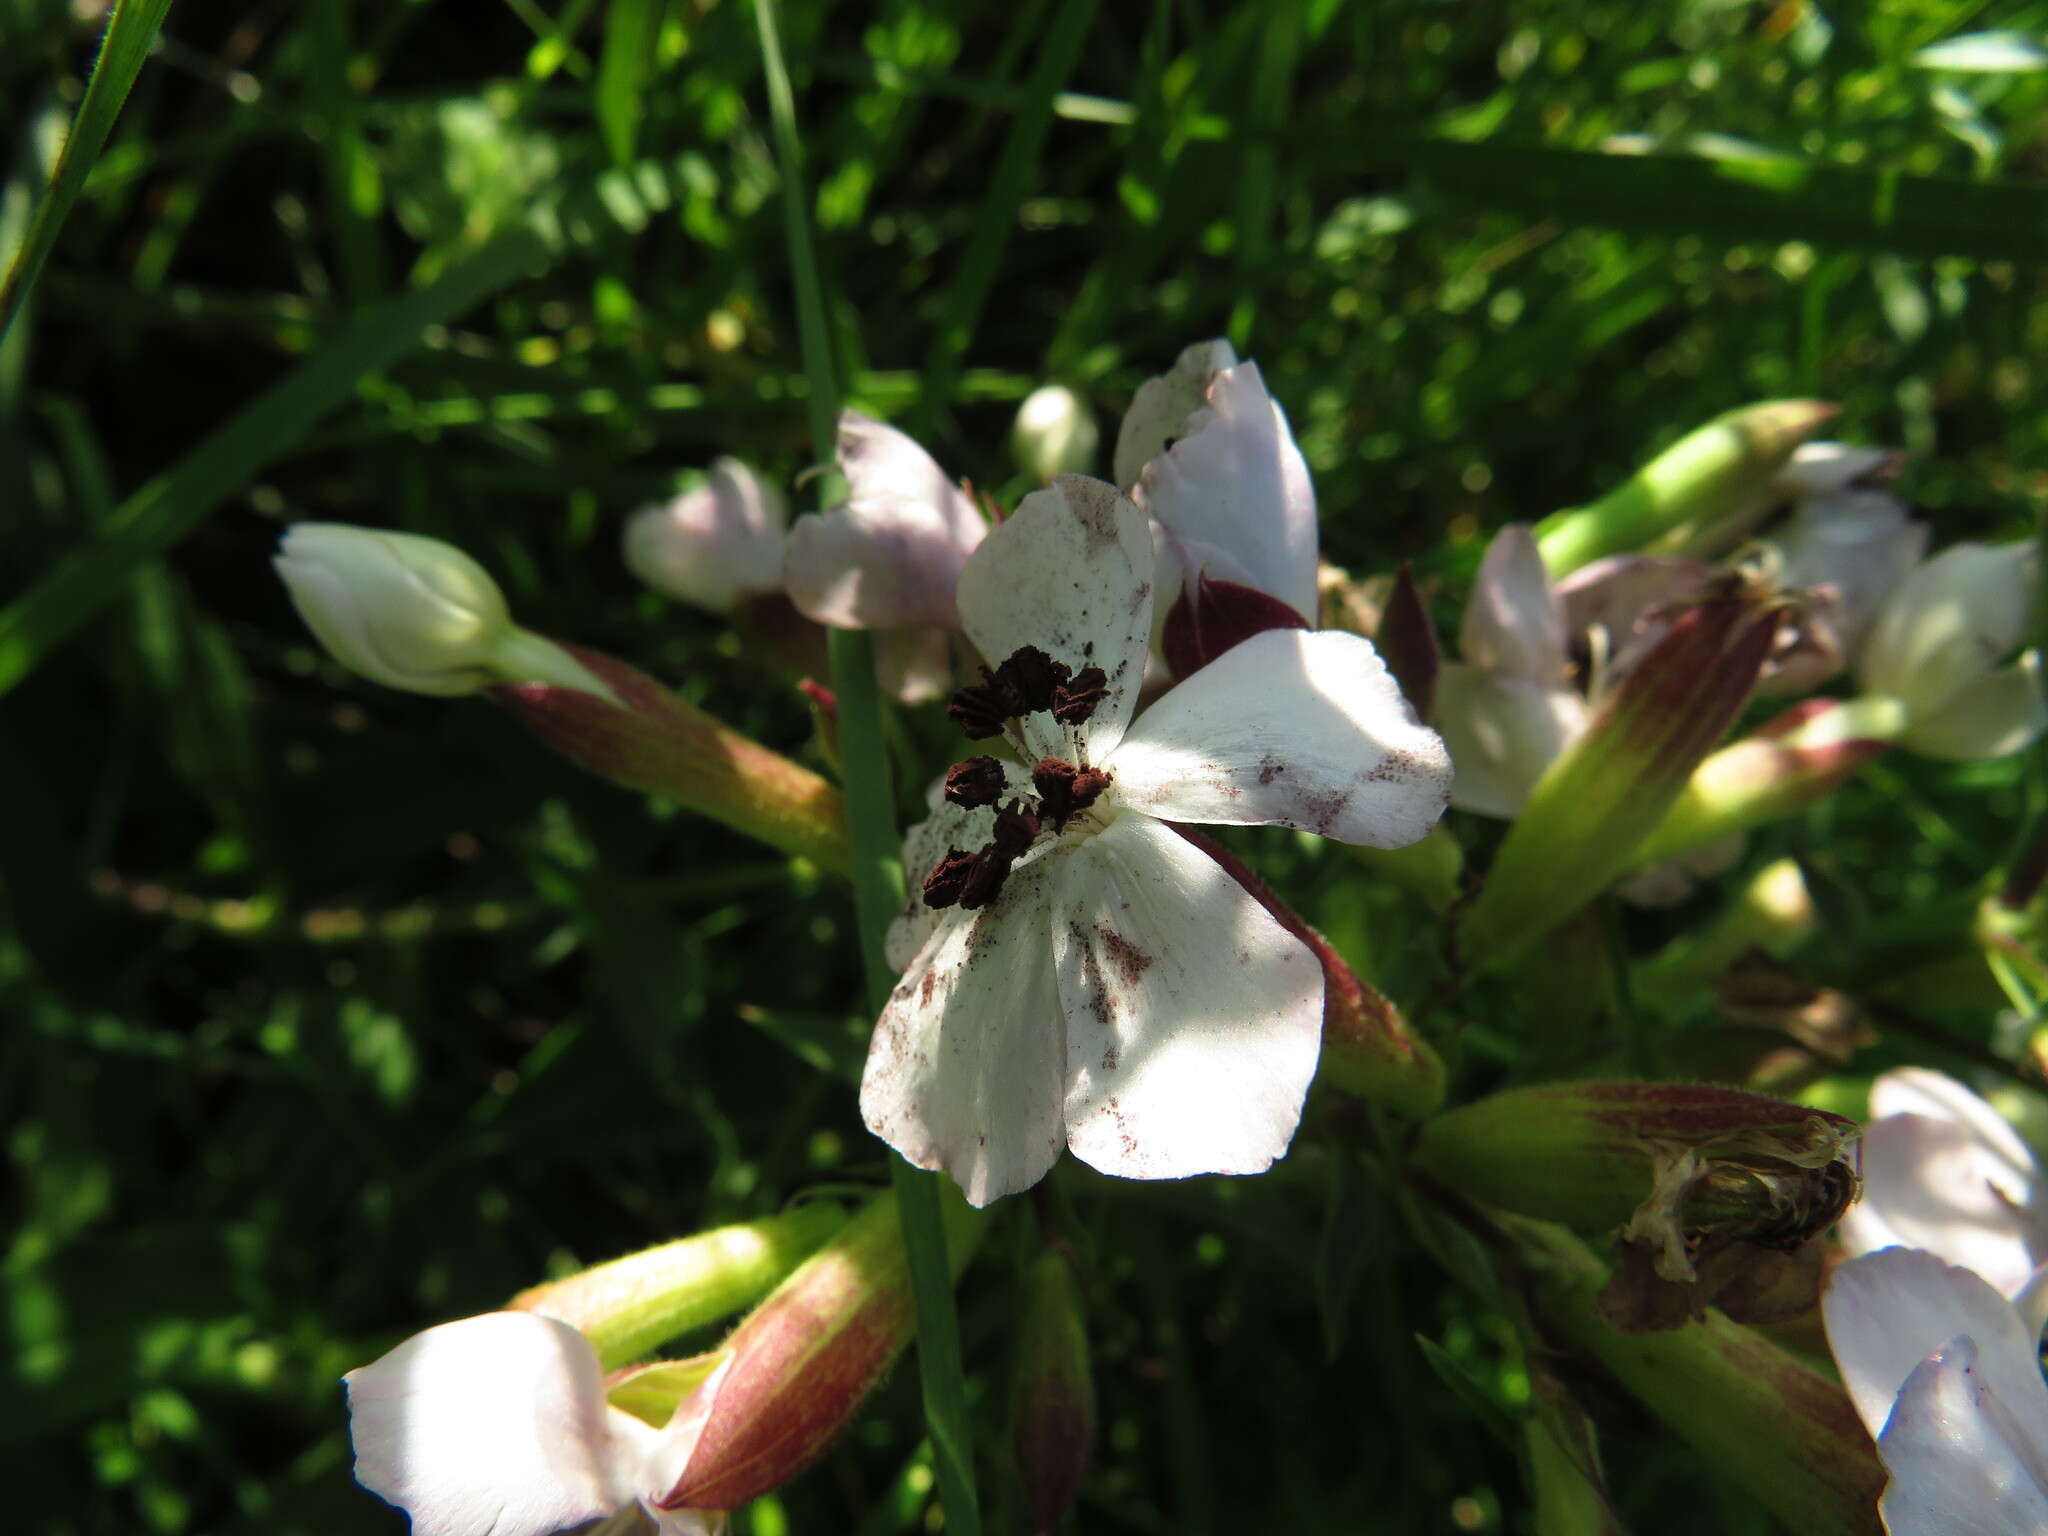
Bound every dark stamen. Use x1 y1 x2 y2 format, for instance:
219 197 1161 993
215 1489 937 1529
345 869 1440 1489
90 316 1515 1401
946 681 1013 740
1051 665 1109 726
944 755 1008 809
992 646 1072 715
990 801 1041 858
921 848 977 909
1032 757 1112 828
958 851 1013 909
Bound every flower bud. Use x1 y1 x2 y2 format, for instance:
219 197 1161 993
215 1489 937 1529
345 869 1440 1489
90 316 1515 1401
1374 561 1441 718
1010 1250 1094 1535
1533 400 1838 577
1857 540 2048 760
1459 593 1784 963
623 458 789 614
1413 1080 1857 1238
493 644 850 874
509 1205 847 1369
1012 384 1100 482
655 1188 989 1512
274 523 611 698
1513 1221 1884 1534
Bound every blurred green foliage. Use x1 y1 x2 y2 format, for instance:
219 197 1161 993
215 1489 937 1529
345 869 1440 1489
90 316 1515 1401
3 0 2047 1532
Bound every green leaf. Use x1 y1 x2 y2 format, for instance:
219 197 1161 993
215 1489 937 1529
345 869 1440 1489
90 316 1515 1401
0 0 175 343
597 0 667 167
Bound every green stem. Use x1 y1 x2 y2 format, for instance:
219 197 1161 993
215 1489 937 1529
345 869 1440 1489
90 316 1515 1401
752 4 982 1530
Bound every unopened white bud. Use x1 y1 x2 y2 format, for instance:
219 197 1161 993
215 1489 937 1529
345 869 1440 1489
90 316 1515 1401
623 458 788 614
1012 385 1099 482
275 523 611 699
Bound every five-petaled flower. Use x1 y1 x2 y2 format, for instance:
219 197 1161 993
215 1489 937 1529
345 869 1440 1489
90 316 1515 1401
859 475 1452 1206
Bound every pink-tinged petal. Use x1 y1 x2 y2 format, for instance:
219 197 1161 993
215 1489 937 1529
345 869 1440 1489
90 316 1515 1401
1107 629 1451 846
860 853 1069 1207
1053 813 1322 1181
783 413 986 631
1133 363 1319 621
956 475 1155 762
343 1312 644 1536
623 459 789 614
1462 525 1568 680
1902 656 2048 762
1869 1069 2043 1187
1432 663 1589 819
1822 1250 2046 1441
1876 1336 2048 1536
1553 553 1714 684
1113 339 1238 492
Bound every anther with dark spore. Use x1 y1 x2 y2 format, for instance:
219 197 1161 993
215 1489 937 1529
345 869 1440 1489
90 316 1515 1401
946 681 1014 740
990 801 1041 858
944 755 1008 809
992 646 1072 715
1032 757 1111 828
958 852 1014 910
1050 665 1109 726
921 848 978 909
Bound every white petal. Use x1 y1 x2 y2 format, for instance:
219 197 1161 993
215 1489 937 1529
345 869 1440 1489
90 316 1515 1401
622 459 788 614
1780 441 1899 495
637 1354 737 1531
955 475 1156 762
1860 541 2039 719
343 1312 643 1536
884 765 1032 973
782 413 986 631
1132 363 1319 621
860 852 1069 1206
1870 1069 2044 1188
877 626 954 706
1432 664 1588 819
1107 630 1450 845
1902 654 2048 761
1113 339 1238 492
1877 1336 2048 1536
1461 525 1568 680
1052 813 1322 1182
1774 488 1923 658
1840 1115 2045 1295
1822 1249 2048 1441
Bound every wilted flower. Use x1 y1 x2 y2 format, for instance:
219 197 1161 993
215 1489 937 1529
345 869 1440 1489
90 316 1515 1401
1857 540 2047 760
623 458 789 614
1838 1068 2048 1298
1823 1248 2048 1536
862 475 1451 1205
1012 384 1100 482
783 411 988 632
275 523 614 699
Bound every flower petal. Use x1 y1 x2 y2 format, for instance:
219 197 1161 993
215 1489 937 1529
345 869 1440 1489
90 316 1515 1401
1869 1069 2043 1189
884 766 1033 972
783 412 986 631
1901 654 2048 761
1552 552 1713 684
1133 362 1319 621
1432 664 1589 819
1461 525 1568 680
860 853 1069 1206
622 459 788 614
1053 813 1322 1182
955 475 1155 762
1108 629 1451 847
343 1312 646 1536
1877 1335 2048 1536
1860 541 2039 720
1113 339 1238 491
1822 1249 2047 1441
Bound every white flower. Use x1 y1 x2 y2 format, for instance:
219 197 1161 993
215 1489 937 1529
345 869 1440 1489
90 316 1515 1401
1128 348 1320 625
783 411 987 631
1433 525 1588 819
623 458 788 614
1012 384 1100 482
860 476 1451 1206
274 524 612 698
1840 1068 2048 1298
1858 540 2047 760
344 1311 730 1536
1822 1249 2048 1536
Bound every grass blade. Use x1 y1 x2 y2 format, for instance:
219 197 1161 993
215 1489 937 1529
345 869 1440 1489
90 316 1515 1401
0 0 175 343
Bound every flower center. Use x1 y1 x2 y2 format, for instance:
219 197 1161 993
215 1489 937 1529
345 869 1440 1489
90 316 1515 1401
923 646 1113 911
